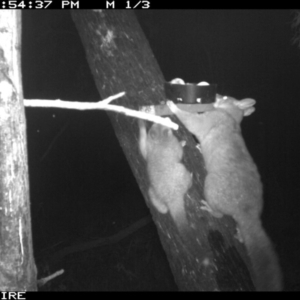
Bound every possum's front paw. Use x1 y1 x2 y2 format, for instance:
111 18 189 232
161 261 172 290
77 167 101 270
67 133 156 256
167 100 179 113
149 188 168 214
215 95 256 117
200 200 223 218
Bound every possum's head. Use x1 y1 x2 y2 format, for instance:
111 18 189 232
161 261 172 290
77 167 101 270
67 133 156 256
139 119 183 161
147 123 184 161
148 124 173 144
214 96 255 124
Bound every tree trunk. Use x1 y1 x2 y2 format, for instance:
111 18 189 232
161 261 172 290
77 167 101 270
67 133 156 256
71 10 255 291
0 11 37 291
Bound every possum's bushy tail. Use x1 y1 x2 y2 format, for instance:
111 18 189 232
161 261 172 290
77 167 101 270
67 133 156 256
242 223 282 291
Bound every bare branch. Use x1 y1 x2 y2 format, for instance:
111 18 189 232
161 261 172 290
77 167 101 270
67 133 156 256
37 269 64 287
24 92 179 130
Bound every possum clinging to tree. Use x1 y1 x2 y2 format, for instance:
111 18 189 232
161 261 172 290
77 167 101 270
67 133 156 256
167 96 282 291
138 119 192 230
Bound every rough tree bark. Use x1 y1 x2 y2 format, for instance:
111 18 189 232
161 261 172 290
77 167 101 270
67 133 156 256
0 11 37 290
71 10 255 291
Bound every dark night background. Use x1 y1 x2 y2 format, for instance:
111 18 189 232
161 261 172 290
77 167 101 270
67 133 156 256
21 10 300 290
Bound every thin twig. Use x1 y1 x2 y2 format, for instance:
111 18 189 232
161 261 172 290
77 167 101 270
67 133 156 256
38 269 64 287
40 122 69 162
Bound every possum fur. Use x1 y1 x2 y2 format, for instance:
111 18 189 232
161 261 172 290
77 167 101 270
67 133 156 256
168 97 282 291
139 120 192 229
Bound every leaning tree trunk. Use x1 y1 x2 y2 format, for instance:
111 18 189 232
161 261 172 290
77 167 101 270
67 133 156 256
71 10 255 291
0 11 37 291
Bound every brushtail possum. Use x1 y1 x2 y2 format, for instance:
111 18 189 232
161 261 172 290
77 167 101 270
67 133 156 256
138 119 192 229
168 96 282 291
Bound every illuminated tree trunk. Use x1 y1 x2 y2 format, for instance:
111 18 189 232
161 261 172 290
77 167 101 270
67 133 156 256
0 11 37 291
71 10 256 291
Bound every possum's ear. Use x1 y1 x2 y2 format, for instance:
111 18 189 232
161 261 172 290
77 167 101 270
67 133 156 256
138 119 146 130
233 98 256 116
138 119 148 159
243 107 255 116
167 101 178 113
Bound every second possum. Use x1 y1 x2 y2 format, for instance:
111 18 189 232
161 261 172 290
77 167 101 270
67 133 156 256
139 120 192 229
168 97 282 291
